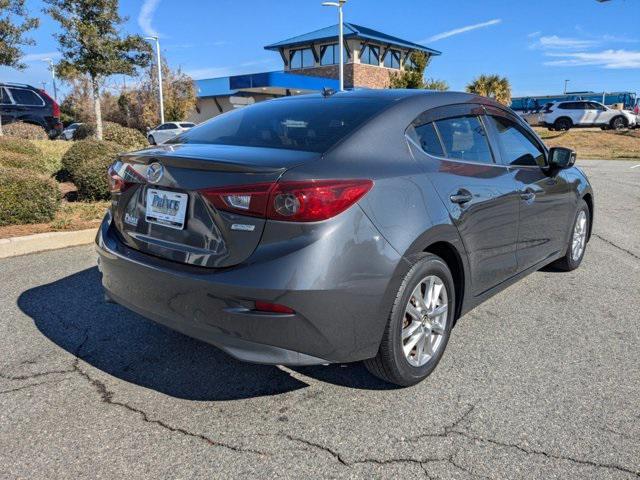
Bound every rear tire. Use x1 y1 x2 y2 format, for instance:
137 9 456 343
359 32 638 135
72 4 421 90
554 117 572 131
551 199 590 271
364 254 455 387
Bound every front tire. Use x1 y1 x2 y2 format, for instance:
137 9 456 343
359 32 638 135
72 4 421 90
554 117 572 131
364 254 455 387
552 199 590 271
610 116 627 130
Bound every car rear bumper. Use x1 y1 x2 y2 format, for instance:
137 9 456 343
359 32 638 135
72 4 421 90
96 208 405 365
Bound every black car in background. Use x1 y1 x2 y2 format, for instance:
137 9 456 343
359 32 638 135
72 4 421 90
0 82 62 138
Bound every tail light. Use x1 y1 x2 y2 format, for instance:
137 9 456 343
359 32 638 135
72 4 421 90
200 179 373 222
39 89 60 118
200 183 273 218
107 163 130 193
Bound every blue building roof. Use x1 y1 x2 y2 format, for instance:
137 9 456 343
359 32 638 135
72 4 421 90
264 23 441 56
195 70 340 98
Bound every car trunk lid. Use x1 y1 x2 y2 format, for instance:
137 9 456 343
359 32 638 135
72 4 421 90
110 143 319 268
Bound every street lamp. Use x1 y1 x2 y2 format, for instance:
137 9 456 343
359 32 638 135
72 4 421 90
563 79 570 94
322 0 346 91
145 36 165 124
42 58 57 102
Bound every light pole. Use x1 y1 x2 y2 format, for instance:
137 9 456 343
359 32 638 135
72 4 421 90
42 58 57 102
145 36 165 124
322 0 346 91
563 79 569 94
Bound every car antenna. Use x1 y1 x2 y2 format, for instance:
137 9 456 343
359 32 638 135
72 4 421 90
321 87 336 97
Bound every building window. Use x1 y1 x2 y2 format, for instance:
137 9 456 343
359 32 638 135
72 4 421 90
320 43 348 65
290 48 315 69
383 49 400 69
404 54 417 71
360 45 379 65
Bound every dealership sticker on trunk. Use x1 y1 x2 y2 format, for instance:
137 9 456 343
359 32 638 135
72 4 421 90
145 188 188 230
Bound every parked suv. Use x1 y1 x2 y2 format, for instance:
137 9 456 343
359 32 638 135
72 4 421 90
97 90 593 386
147 122 196 145
542 100 636 131
0 82 62 138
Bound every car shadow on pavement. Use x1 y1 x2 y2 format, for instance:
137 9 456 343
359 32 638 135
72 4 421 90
17 267 394 400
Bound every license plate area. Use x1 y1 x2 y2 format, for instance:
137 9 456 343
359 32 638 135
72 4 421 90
145 188 188 230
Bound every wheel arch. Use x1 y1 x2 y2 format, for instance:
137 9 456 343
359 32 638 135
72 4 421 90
423 241 466 322
554 116 573 127
582 192 594 241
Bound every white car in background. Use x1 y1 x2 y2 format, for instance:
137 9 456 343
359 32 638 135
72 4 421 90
61 122 83 140
147 121 196 144
542 100 636 131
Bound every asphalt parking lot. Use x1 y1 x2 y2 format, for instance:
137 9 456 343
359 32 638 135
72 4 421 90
1 159 638 479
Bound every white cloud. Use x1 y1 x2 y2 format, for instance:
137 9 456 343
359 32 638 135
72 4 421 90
527 31 541 38
421 19 502 43
186 59 279 80
138 0 161 37
21 52 61 62
544 49 640 69
531 35 599 50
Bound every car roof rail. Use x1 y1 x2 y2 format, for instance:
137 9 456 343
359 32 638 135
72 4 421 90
1 82 33 88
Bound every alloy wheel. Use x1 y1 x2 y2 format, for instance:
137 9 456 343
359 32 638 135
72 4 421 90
572 210 588 261
402 275 449 367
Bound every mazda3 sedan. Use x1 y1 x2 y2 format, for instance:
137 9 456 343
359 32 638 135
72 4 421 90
96 90 593 386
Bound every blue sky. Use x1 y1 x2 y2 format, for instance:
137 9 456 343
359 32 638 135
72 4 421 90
2 0 639 99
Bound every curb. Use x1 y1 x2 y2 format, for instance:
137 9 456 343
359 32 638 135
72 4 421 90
0 228 97 259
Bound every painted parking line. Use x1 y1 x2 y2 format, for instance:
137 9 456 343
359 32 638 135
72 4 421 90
631 164 640 169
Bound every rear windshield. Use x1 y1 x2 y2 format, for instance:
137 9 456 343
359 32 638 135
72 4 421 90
167 97 392 152
179 122 195 128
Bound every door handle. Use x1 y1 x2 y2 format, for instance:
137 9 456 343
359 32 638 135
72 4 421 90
520 189 535 201
450 190 473 204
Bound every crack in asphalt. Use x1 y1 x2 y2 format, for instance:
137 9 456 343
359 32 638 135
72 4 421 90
0 367 75 381
451 429 640 478
285 433 449 478
593 233 640 261
68 331 268 458
0 379 66 395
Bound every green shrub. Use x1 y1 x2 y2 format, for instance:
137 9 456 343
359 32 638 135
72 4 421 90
0 150 49 174
73 121 147 150
0 166 60 226
2 122 49 140
0 136 43 158
73 156 112 200
31 140 72 176
61 139 121 180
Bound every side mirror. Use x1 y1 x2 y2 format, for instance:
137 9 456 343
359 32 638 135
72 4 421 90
548 147 576 169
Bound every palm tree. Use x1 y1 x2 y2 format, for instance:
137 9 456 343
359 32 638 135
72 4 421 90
466 74 511 105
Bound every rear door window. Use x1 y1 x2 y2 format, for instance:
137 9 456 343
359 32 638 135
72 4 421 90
486 116 546 167
0 87 12 105
8 88 43 106
435 116 494 164
408 123 444 157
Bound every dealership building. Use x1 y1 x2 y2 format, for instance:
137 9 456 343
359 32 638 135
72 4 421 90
190 23 441 122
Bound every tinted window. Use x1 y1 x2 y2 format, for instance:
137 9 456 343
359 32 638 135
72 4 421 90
383 50 400 69
169 98 392 152
408 123 444 156
0 87 11 104
290 48 314 68
360 45 379 65
320 44 348 65
179 123 195 128
486 116 545 167
435 116 493 163
8 88 43 106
